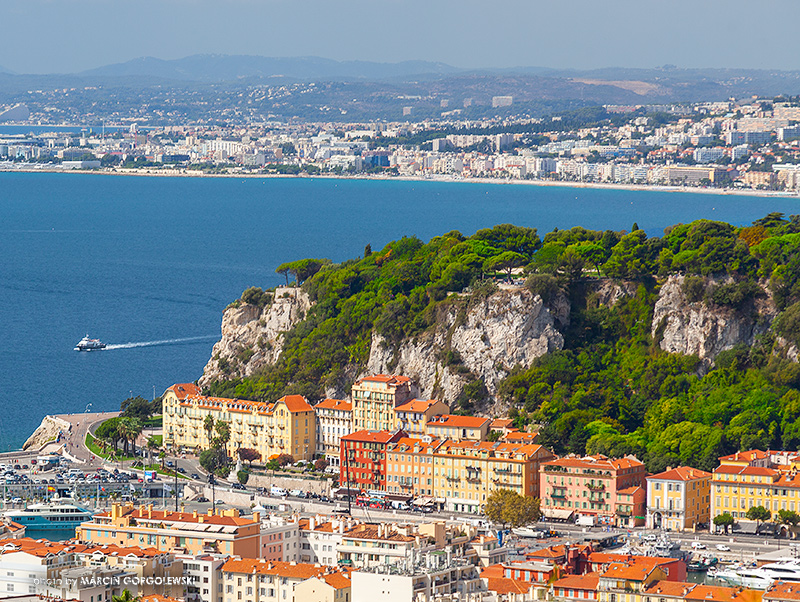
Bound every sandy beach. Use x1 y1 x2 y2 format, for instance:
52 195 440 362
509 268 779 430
1 163 799 200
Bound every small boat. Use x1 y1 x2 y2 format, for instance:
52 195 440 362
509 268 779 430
688 556 719 572
74 335 106 351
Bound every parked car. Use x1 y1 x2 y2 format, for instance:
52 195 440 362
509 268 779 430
716 544 731 551
191 473 200 480
231 483 246 491
289 489 305 498
196 496 209 503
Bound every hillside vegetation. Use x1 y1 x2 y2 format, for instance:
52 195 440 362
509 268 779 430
204 213 800 472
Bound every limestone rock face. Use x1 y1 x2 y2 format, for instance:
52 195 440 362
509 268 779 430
199 287 311 386
652 275 778 363
364 288 565 405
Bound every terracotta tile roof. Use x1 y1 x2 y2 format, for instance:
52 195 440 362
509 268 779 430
527 545 567 559
766 582 800 601
395 399 443 413
714 465 778 477
91 507 257 527
0 538 166 559
542 454 644 471
601 562 657 580
167 383 202 399
387 437 440 453
490 419 514 429
687 585 763 602
427 414 490 428
142 595 183 602
356 375 411 385
649 467 712 482
481 564 504 579
341 430 405 444
617 486 644 496
278 395 314 413
484 577 531 595
315 399 352 412
719 450 770 463
297 518 336 533
503 431 539 442
589 553 678 567
553 572 600 590
221 558 327 580
645 581 696 597
320 572 351 589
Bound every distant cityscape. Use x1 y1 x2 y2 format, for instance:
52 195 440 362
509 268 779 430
3 96 800 192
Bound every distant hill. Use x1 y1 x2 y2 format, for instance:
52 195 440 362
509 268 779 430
80 54 461 82
0 64 14 75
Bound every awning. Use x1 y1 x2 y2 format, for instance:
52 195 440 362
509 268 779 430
542 508 574 520
413 496 435 506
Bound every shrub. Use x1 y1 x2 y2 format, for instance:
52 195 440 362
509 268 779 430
681 276 706 303
775 301 800 346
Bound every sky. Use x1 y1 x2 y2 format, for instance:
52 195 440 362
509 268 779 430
2 0 799 74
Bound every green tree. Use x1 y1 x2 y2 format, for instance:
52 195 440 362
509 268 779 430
276 264 290 286
113 590 140 602
121 396 153 419
746 505 772 532
778 509 800 526
484 489 541 528
214 420 231 449
199 448 229 475
237 448 261 466
237 470 250 485
473 224 541 258
713 512 735 534
203 414 215 447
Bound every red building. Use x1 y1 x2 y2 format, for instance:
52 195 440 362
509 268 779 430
339 430 405 491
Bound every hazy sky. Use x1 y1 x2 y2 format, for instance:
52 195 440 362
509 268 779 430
2 0 799 74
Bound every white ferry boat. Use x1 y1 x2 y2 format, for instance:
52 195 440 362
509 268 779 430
74 335 106 351
4 502 94 531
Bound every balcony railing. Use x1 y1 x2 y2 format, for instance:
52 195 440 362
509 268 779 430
586 482 605 491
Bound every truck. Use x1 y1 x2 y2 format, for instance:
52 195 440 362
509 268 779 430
576 515 596 527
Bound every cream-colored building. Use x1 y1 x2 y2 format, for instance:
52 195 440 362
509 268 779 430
351 375 414 432
425 414 490 442
646 466 711 531
294 572 351 602
315 398 352 468
219 558 349 602
392 399 449 437
162 383 316 461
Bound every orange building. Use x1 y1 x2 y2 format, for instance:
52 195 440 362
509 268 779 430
385 437 554 514
351 374 414 431
77 503 262 558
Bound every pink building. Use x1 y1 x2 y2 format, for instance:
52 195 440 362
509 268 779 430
258 516 299 562
539 455 646 526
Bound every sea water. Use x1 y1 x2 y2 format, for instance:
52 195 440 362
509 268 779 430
1 172 799 450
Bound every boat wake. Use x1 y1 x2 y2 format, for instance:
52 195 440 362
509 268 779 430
104 335 218 350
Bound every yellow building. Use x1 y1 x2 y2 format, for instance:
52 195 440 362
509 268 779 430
351 374 414 432
162 383 316 461
425 414 490 441
385 437 554 514
711 450 800 534
77 503 262 558
392 398 449 436
647 466 711 531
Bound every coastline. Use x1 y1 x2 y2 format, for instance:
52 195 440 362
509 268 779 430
1 164 799 199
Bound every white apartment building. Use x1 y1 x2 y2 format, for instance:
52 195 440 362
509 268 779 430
314 399 352 469
178 553 226 602
298 516 346 566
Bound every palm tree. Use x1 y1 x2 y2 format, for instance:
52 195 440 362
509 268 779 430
146 436 159 467
116 420 132 456
203 414 215 447
113 590 140 602
127 418 144 455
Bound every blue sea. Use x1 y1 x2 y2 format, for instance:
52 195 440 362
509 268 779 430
1 172 799 450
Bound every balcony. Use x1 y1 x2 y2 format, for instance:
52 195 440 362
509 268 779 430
616 508 632 517
551 490 568 499
446 475 460 482
586 482 605 492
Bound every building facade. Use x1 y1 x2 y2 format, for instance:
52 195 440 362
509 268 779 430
646 467 711 531
392 399 449 437
340 430 406 491
539 455 647 525
315 399 352 468
425 415 490 441
163 384 316 461
351 375 414 432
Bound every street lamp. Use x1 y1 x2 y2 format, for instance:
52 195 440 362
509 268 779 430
85 403 93 413
208 474 216 508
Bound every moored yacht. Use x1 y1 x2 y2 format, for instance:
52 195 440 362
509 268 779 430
3 502 94 531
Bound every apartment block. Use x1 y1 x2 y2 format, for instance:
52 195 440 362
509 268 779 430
219 558 349 602
77 503 262 559
315 398 353 468
340 430 406 491
392 399 449 437
711 450 800 534
351 375 414 432
646 467 711 531
539 455 647 526
425 415 490 441
162 384 316 461
385 437 554 514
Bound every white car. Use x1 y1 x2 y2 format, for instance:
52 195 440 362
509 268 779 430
716 544 731 551
691 541 706 549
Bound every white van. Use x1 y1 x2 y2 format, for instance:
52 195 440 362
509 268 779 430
270 486 287 497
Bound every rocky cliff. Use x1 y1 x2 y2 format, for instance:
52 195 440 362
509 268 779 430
652 275 779 364
364 287 566 406
199 287 312 386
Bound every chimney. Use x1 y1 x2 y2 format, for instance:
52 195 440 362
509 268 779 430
309 517 316 530
193 510 198 519
147 504 153 519
208 508 214 516
253 511 261 523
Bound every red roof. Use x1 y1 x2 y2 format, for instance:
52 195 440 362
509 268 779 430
167 383 201 399
341 430 405 444
357 374 411 385
648 466 712 482
395 398 444 413
315 399 352 412
427 414 490 428
278 395 314 413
